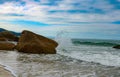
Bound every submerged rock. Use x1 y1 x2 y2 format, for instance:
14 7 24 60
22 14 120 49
0 42 15 50
113 45 120 49
16 30 58 54
0 31 19 41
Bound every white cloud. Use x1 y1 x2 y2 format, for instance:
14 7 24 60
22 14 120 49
0 0 120 39
0 0 120 24
0 22 25 32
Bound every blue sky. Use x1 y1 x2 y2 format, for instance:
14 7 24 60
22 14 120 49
0 0 120 40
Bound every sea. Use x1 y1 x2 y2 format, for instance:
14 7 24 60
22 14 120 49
0 33 120 77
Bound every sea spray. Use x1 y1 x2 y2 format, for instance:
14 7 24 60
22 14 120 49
55 31 73 52
55 31 120 67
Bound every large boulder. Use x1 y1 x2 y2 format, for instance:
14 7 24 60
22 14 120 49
16 30 58 54
0 42 15 50
113 45 120 49
0 31 19 41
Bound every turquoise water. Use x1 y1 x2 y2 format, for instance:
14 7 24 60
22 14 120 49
72 39 120 46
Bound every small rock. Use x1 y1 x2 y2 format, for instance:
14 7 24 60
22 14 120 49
0 37 7 41
0 42 15 50
113 45 120 49
0 31 19 41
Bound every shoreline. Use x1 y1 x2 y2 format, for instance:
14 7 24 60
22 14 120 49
0 51 120 77
0 64 14 77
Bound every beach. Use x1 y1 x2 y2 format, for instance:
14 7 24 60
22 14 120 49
0 0 120 76
0 65 14 77
0 39 119 77
0 50 120 77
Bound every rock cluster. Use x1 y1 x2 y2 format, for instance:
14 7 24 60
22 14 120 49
0 30 58 54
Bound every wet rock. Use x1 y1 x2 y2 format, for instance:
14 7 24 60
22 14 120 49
16 30 58 54
0 37 7 41
0 31 19 41
113 45 120 49
0 42 15 50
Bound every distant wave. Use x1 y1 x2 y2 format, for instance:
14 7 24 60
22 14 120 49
72 41 119 46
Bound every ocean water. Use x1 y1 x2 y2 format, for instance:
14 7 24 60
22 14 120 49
57 38 120 67
55 31 120 67
0 35 120 77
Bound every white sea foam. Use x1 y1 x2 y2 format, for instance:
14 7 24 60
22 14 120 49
57 47 120 67
55 31 120 67
0 50 119 77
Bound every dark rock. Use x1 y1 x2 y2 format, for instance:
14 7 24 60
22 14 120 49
0 31 19 41
113 45 120 49
16 30 58 54
0 42 15 50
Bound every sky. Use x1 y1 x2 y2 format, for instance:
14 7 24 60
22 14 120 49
0 0 120 40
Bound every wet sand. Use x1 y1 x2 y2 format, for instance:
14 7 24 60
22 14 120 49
0 65 14 77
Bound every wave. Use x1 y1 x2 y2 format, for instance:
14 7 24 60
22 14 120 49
72 40 119 46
